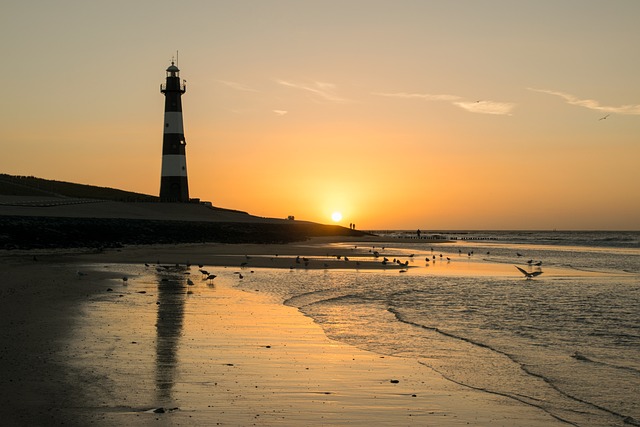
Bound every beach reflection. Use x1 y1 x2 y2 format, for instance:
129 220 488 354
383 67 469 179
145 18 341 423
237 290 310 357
154 272 186 403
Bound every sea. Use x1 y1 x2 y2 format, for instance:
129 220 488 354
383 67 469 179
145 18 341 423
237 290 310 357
71 230 639 426
231 230 640 427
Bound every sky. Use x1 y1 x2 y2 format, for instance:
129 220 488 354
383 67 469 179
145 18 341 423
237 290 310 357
2 0 640 230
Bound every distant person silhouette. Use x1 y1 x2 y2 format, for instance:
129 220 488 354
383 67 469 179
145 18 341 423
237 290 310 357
417 229 421 238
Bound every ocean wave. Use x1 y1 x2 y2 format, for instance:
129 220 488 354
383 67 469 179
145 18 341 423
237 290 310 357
388 306 637 426
572 352 640 376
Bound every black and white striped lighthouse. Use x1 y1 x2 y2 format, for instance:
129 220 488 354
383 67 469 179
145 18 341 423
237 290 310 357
159 61 189 202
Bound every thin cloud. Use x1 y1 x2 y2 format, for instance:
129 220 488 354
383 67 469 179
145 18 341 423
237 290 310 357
454 100 516 116
373 92 462 102
272 109 288 116
218 80 259 92
528 88 640 115
374 92 515 115
277 80 350 103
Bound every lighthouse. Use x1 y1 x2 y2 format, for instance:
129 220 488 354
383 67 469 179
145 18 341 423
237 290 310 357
159 61 189 202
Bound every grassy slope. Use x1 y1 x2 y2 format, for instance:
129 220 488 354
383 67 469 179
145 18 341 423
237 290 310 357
0 174 158 201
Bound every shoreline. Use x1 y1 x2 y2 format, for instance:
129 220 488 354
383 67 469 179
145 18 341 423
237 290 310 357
1 235 451 272
0 239 570 426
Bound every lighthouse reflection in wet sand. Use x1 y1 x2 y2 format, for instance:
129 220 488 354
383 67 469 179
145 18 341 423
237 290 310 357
160 61 189 202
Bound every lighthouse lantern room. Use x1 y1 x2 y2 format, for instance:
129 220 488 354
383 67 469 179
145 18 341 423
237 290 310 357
159 60 189 202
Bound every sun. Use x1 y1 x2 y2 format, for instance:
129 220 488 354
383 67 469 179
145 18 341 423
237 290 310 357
331 211 343 222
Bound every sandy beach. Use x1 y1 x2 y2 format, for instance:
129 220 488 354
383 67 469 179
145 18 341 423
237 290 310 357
0 240 569 426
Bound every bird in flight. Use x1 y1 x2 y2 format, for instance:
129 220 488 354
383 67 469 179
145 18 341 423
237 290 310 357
515 265 543 279
599 114 610 121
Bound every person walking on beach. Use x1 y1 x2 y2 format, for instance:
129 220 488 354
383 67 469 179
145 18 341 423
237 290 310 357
417 229 421 239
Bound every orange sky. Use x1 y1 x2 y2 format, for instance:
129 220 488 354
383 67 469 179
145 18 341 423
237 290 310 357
2 1 639 229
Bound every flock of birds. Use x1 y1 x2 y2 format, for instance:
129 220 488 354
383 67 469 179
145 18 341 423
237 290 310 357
75 262 244 293
75 246 544 290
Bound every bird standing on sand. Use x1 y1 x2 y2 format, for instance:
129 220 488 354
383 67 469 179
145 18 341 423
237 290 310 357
599 114 610 120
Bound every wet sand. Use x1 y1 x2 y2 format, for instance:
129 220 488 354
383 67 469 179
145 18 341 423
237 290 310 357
0 241 567 426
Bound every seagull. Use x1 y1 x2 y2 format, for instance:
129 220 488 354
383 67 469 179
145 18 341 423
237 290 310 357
599 114 610 121
515 265 543 279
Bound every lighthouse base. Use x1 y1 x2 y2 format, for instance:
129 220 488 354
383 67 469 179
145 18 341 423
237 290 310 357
160 176 189 202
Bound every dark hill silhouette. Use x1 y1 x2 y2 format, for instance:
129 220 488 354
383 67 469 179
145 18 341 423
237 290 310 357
0 174 371 249
0 174 158 202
